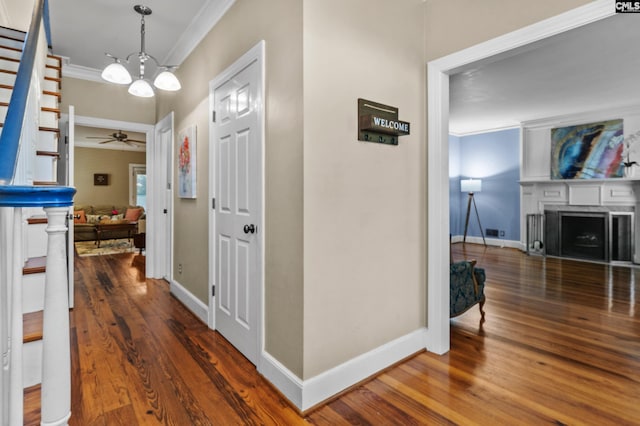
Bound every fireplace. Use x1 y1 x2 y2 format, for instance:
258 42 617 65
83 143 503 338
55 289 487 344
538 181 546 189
545 209 634 263
560 212 607 261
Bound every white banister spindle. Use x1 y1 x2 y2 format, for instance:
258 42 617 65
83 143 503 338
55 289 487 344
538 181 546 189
0 207 13 425
40 207 71 426
9 207 24 426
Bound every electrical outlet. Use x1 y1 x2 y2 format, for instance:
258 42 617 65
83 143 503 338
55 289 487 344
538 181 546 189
486 228 499 237
499 230 505 237
178 263 183 274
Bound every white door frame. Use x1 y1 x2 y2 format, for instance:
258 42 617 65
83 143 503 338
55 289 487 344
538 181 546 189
152 112 174 281
208 41 266 357
426 0 612 354
67 114 155 274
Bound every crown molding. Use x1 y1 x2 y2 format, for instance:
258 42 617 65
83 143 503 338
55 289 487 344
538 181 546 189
162 0 236 66
60 57 104 83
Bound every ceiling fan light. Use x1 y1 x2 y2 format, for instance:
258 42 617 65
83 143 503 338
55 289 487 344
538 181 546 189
154 70 181 91
128 78 155 98
101 62 132 84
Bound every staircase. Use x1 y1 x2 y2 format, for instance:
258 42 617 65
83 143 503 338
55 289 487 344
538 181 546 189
0 1 75 425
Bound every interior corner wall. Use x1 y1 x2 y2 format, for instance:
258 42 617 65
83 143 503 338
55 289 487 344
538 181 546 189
74 147 146 206
154 0 304 378
455 129 521 241
449 135 462 236
302 0 426 379
1 0 35 31
60 77 155 124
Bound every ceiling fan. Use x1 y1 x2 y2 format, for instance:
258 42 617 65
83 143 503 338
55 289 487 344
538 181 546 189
87 130 145 146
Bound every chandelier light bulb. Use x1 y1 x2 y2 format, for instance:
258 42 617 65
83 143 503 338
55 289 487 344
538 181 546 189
153 70 181 91
101 61 132 84
128 78 155 98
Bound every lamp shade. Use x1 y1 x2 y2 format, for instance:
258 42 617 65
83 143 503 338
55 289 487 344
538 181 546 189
128 79 155 98
460 178 482 193
101 62 132 84
154 70 181 91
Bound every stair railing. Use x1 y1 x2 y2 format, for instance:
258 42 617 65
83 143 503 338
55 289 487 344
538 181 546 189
0 0 75 425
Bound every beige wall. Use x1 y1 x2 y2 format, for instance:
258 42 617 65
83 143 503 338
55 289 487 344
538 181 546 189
424 0 592 61
155 0 304 376
61 77 155 124
302 0 427 378
74 147 145 206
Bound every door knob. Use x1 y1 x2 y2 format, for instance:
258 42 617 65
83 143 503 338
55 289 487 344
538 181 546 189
243 224 256 234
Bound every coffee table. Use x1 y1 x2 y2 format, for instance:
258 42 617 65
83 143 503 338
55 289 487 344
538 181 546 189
95 222 138 248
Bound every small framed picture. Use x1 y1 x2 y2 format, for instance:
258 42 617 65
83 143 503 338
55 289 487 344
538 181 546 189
94 173 109 186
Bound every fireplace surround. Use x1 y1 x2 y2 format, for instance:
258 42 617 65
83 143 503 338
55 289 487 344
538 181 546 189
544 209 633 262
520 179 640 264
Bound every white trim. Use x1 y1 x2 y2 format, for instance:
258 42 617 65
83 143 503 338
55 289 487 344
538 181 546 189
61 61 103 84
450 235 524 250
163 0 236 66
521 103 640 130
170 279 208 324
450 124 521 138
259 328 428 412
427 0 613 355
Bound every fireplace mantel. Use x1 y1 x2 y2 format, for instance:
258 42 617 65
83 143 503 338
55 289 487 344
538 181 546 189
520 179 640 263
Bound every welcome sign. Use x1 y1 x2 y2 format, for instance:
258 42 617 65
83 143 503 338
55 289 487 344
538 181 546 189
358 99 410 145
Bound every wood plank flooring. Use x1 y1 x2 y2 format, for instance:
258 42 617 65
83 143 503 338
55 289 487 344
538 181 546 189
25 244 640 425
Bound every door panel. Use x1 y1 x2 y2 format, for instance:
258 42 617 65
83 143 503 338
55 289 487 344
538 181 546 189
212 53 261 365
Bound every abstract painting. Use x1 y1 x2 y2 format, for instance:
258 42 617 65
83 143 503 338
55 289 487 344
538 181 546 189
551 119 624 179
178 125 197 198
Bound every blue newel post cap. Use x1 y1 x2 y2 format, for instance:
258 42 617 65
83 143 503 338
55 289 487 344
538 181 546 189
0 185 76 207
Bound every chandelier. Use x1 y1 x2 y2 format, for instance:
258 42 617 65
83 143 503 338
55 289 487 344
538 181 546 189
101 5 181 97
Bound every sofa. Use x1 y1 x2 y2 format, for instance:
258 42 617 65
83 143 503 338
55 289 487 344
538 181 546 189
73 204 145 242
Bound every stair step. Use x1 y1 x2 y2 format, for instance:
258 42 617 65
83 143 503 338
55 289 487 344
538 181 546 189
0 55 19 63
39 126 60 134
0 26 26 42
33 181 58 186
0 68 16 76
36 150 60 158
23 310 43 343
42 90 61 100
0 44 21 53
27 217 47 225
23 256 46 275
41 106 61 118
45 63 61 72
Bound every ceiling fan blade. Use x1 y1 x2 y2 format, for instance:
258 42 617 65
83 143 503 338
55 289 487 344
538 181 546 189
98 139 117 144
87 136 111 139
126 139 146 144
124 141 135 147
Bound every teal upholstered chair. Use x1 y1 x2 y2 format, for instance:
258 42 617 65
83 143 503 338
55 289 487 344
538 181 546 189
450 260 486 320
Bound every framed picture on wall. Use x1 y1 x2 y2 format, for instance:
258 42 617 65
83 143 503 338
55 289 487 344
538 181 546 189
94 173 109 186
178 125 197 198
550 119 624 179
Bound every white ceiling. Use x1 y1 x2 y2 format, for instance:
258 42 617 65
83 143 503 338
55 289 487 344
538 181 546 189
49 0 234 80
450 14 640 135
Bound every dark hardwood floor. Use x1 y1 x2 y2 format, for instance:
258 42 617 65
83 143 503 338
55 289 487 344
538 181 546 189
25 244 640 425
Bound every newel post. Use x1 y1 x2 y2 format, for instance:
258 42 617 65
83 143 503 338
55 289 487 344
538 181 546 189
40 206 71 426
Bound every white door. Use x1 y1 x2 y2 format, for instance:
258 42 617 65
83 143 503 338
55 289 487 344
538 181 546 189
210 42 264 365
154 113 174 281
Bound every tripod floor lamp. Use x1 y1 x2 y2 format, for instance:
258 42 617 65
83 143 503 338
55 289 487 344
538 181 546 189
461 178 487 246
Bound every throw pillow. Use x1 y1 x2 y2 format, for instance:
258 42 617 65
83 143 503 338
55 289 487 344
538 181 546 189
74 210 86 224
111 214 124 221
86 214 102 224
124 208 143 221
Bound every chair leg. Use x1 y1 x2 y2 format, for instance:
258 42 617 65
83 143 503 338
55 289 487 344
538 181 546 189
479 299 486 322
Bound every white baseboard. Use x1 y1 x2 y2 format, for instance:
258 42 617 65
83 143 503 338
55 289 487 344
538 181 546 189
451 235 523 250
170 279 208 324
259 327 429 412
